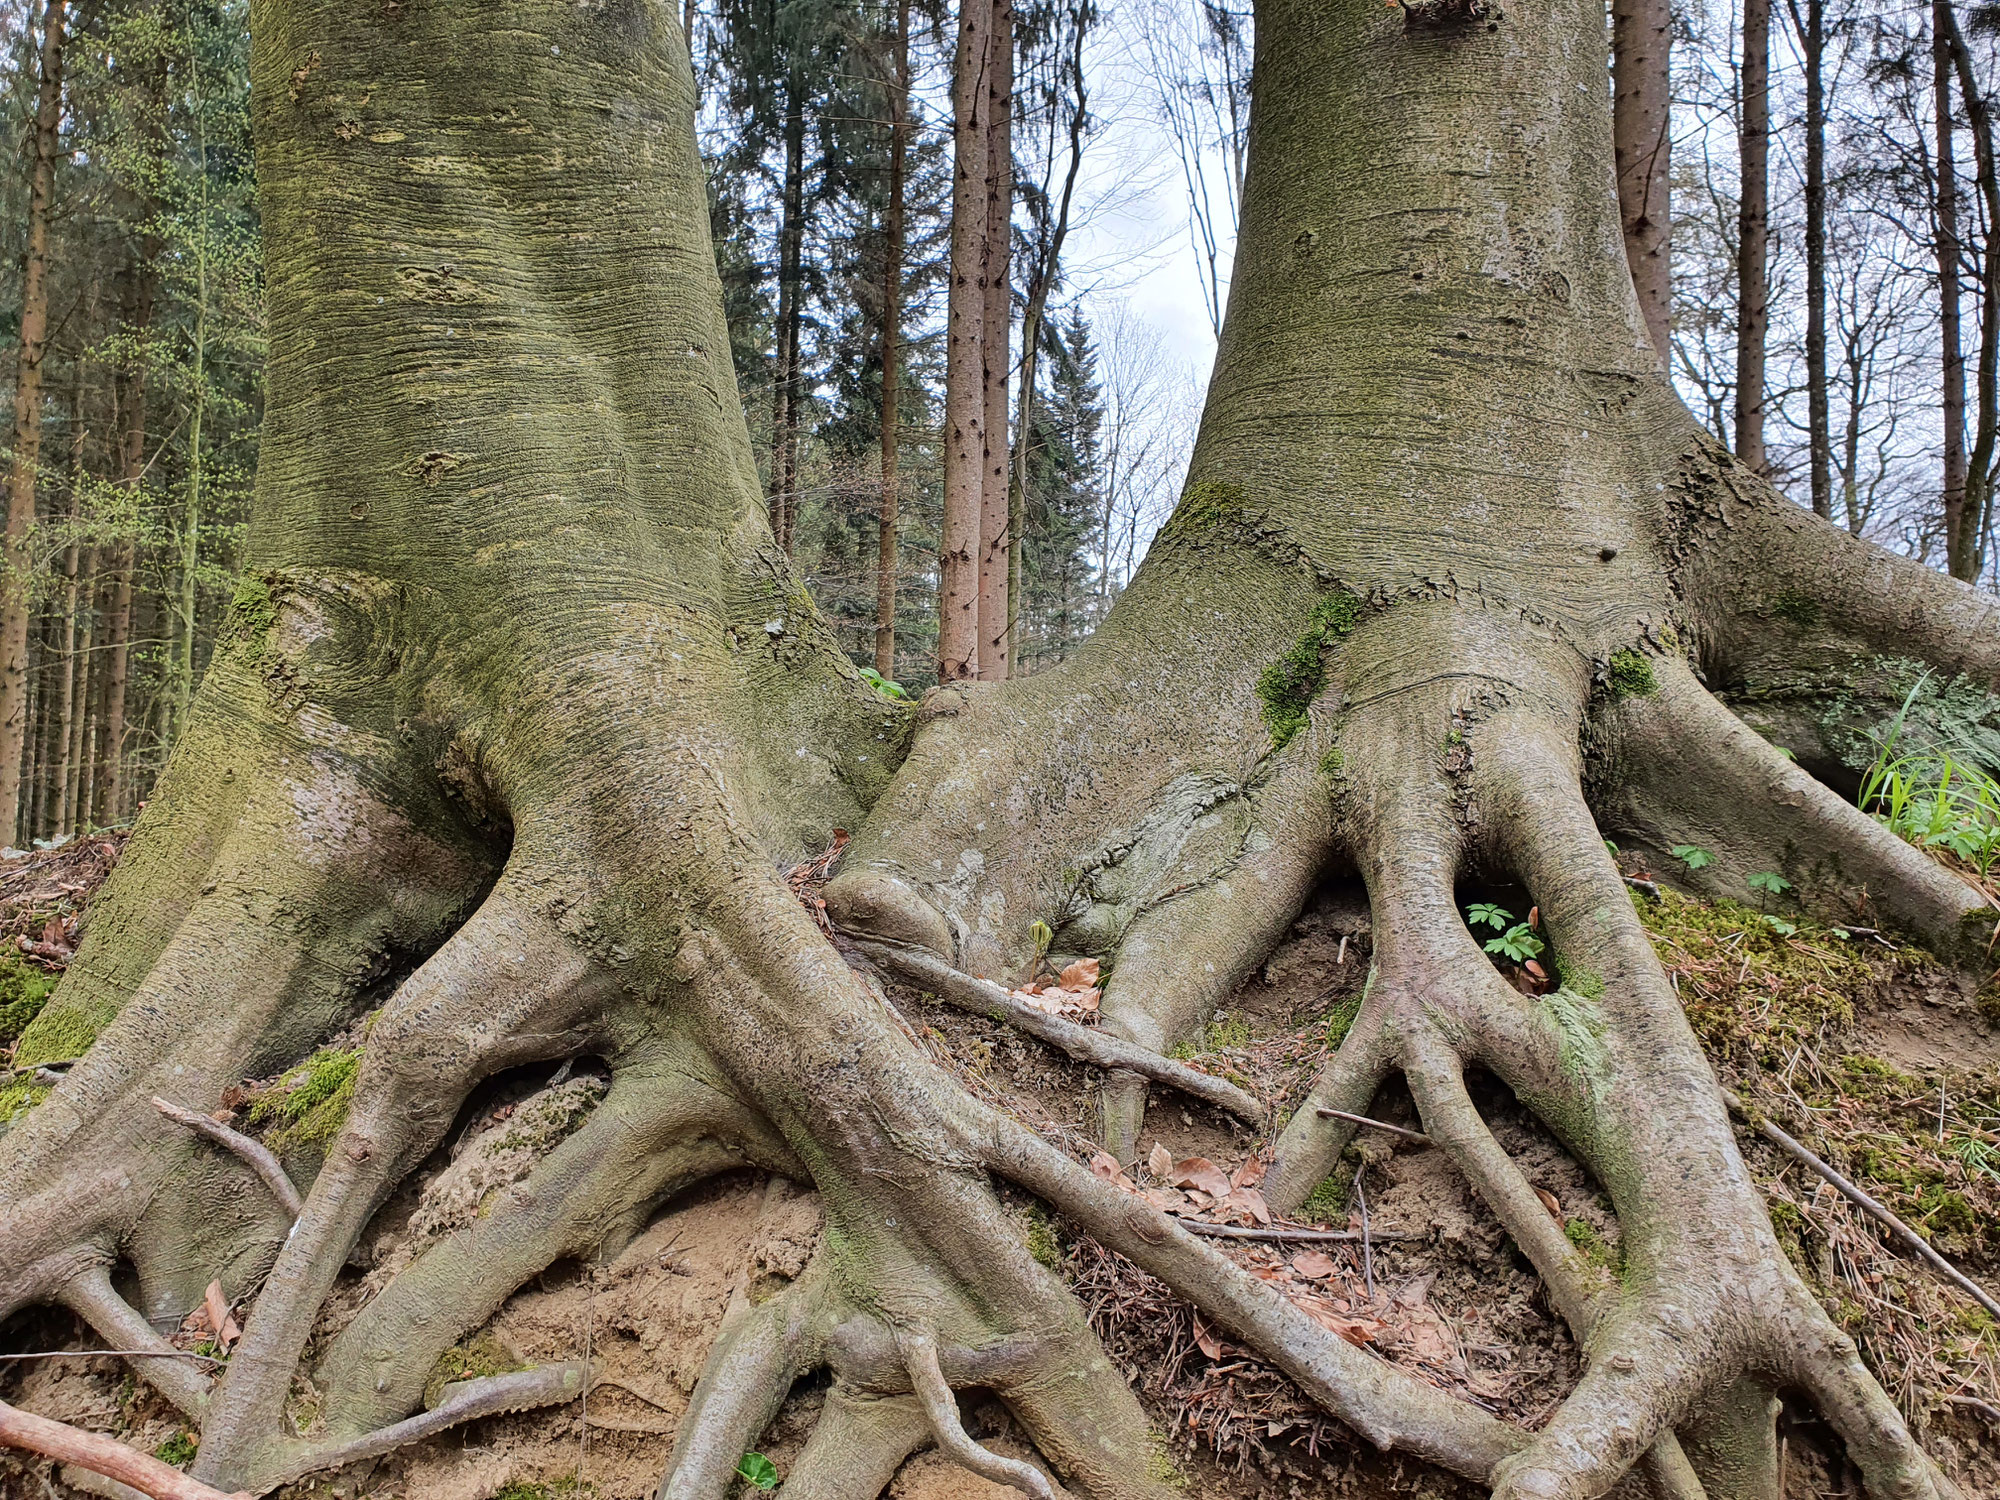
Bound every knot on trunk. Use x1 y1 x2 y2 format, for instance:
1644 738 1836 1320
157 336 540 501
1400 0 1498 31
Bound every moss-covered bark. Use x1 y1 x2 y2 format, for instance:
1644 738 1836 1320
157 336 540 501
1 1 1994 1498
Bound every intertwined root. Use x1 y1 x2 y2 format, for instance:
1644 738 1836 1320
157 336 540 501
5 545 1998 1500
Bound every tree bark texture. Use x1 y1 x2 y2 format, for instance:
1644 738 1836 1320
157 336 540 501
1799 0 1833 520
1735 0 1770 473
940 0 992 681
771 66 809 556
0 4 1993 1500
875 0 908 681
976 0 1015 682
1612 0 1671 365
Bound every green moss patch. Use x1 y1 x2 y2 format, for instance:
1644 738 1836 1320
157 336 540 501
1608 649 1658 699
249 1044 362 1155
153 1430 198 1468
223 575 280 662
1162 477 1248 538
423 1329 527 1410
11 1000 98 1068
0 955 58 1047
0 1078 49 1127
1256 592 1363 749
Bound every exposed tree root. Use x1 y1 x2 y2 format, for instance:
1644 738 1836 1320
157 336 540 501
0 1399 248 1500
149 1098 302 1221
858 940 1266 1128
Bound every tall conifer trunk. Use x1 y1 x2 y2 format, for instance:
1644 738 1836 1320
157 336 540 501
1735 0 1769 473
941 0 994 680
1797 0 1832 520
875 0 909 680
1 0 70 846
976 0 1014 681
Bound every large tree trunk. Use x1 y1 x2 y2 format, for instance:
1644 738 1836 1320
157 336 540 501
941 0 994 680
874 0 908 681
1735 0 1769 473
770 66 809 556
1 4 1990 1500
1 0 70 848
1611 0 1671 364
976 0 1014 682
1798 0 1833 520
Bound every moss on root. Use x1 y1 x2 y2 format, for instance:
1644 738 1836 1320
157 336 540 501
0 955 58 1047
1023 1204 1063 1269
1255 592 1363 749
249 1044 362 1156
1608 648 1658 699
423 1329 527 1410
10 1000 98 1068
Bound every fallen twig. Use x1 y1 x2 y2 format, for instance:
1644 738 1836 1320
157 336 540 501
1623 875 1662 899
151 1096 303 1219
1316 1107 1431 1144
1725 1090 2000 1321
1176 1219 1425 1245
0 1399 248 1500
857 941 1267 1127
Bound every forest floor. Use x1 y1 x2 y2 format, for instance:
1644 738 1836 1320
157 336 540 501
3 835 1999 1500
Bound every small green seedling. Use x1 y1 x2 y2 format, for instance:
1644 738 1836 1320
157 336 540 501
737 1453 780 1491
1466 902 1513 932
858 665 911 702
1762 915 1798 937
1671 845 1716 871
1484 923 1545 963
1603 839 1619 855
1746 871 1792 897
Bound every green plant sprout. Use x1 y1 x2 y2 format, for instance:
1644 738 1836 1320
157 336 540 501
1466 902 1513 932
1485 923 1545 963
736 1453 780 1491
1672 845 1716 871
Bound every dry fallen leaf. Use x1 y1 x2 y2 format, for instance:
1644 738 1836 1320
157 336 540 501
202 1280 241 1349
1057 956 1101 989
1534 1187 1562 1221
1290 1250 1337 1280
1090 1150 1127 1183
1192 1312 1225 1360
1173 1157 1233 1199
1147 1141 1174 1181
1225 1188 1273 1226
1232 1155 1268 1189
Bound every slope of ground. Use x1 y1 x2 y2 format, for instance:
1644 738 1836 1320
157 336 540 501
3 835 1997 1500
